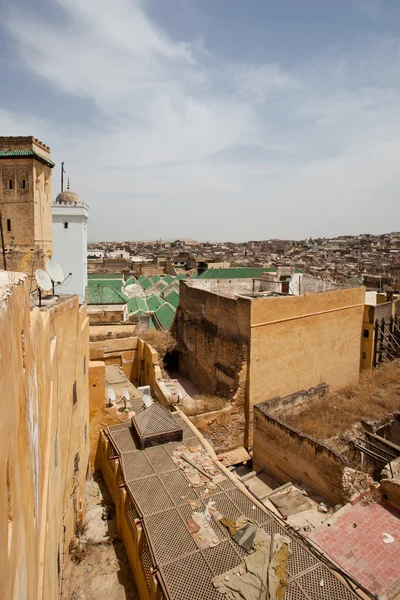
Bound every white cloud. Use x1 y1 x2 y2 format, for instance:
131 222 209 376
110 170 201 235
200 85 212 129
3 0 400 240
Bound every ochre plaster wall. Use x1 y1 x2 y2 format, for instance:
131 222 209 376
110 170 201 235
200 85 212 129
0 276 89 600
89 335 138 380
89 360 106 410
249 288 365 405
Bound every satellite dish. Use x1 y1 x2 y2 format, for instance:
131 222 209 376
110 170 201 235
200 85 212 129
107 388 116 403
46 259 65 283
35 269 52 292
143 395 153 408
123 389 130 401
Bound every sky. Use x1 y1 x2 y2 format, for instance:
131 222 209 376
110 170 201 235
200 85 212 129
1 0 400 241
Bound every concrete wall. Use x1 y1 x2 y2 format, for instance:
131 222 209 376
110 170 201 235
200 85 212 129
0 273 89 600
253 401 349 504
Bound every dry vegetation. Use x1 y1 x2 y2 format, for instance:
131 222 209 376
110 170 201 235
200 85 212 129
283 360 400 441
138 329 176 358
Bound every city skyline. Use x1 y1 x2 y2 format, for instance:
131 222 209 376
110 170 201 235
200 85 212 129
2 0 400 241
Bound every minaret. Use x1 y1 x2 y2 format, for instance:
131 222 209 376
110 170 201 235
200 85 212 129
0 136 54 277
52 166 89 300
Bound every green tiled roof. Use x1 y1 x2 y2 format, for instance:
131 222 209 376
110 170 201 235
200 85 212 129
0 149 55 168
146 295 165 312
88 273 123 280
150 275 161 283
127 297 148 313
198 267 302 279
139 277 153 291
156 280 168 291
163 275 174 284
85 285 127 305
88 278 124 292
125 276 138 286
165 290 179 308
176 273 187 280
154 303 176 330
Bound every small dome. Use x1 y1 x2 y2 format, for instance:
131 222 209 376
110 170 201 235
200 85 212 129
55 190 80 204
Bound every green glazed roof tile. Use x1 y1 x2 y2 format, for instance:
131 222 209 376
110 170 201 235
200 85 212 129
165 290 179 308
154 303 176 330
0 149 55 168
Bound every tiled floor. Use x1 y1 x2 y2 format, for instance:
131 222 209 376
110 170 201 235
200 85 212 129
310 502 400 597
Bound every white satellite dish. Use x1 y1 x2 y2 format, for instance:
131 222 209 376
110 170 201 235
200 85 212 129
143 395 153 408
107 388 116 404
46 259 65 284
35 269 52 292
123 389 130 401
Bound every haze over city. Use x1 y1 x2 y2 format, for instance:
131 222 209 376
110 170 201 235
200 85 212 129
2 0 400 240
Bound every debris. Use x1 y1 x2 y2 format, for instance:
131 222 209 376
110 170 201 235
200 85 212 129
318 503 328 513
191 512 220 549
382 532 395 544
87 565 93 573
187 517 200 534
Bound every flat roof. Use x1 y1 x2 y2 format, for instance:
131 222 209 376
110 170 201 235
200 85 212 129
106 411 362 600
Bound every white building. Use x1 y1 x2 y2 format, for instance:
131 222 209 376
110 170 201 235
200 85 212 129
52 187 89 301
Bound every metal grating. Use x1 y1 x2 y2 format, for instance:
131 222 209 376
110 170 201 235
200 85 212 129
159 469 200 505
144 508 198 565
296 564 357 600
127 475 175 516
203 492 242 522
163 441 186 456
108 421 132 432
202 539 242 576
287 538 319 578
141 540 153 591
182 434 200 445
125 492 139 534
144 445 178 473
159 552 222 600
226 488 270 525
216 477 236 492
108 428 137 454
263 519 287 537
121 451 155 481
173 418 195 439
285 580 309 600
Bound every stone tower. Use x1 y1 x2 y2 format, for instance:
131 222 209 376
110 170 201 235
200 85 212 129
0 136 54 277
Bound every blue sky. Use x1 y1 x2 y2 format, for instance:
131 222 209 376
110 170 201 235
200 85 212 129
1 0 400 241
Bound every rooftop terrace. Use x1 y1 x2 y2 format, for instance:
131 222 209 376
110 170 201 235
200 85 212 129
105 411 367 600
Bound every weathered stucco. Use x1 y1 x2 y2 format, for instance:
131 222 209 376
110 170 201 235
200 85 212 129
0 273 89 600
174 283 365 450
253 400 349 504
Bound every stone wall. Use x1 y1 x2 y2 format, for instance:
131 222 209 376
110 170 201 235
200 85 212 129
380 479 400 510
253 400 349 504
0 272 89 600
174 283 251 449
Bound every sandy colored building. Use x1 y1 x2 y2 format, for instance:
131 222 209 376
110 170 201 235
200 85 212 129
0 137 54 279
174 279 365 450
0 271 89 600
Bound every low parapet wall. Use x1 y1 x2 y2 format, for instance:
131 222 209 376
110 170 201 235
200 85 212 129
253 394 349 505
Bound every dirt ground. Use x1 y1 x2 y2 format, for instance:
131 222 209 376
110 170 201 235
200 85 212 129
63 476 138 600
